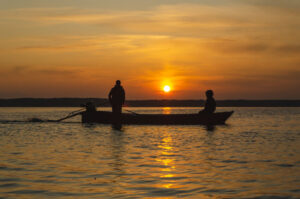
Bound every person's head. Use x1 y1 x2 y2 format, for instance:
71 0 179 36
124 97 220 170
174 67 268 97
205 90 214 98
116 80 121 85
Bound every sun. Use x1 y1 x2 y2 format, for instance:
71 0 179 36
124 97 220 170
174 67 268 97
163 85 171 93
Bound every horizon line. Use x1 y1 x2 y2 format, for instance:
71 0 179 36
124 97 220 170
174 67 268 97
0 98 300 101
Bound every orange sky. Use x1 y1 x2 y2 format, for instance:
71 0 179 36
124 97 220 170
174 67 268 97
0 0 299 99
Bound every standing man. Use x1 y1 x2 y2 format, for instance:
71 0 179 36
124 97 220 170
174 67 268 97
108 80 125 116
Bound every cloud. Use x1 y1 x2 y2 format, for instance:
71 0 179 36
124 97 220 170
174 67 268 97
13 36 99 51
35 68 82 76
0 3 289 32
205 40 269 53
16 43 95 51
0 65 82 77
17 45 68 50
1 3 298 46
276 45 300 53
11 65 30 73
0 65 28 77
244 0 300 14
204 40 300 55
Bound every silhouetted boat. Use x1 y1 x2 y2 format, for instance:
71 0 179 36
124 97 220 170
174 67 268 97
81 111 234 125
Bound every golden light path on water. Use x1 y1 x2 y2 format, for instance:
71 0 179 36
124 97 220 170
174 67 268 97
156 133 176 190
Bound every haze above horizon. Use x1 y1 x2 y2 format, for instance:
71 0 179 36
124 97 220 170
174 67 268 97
0 0 299 99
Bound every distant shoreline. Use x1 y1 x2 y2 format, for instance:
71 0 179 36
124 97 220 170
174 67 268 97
0 98 299 107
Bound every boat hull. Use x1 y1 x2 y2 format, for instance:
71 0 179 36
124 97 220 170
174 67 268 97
81 111 234 125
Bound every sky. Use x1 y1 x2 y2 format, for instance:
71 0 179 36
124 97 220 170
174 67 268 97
0 0 299 99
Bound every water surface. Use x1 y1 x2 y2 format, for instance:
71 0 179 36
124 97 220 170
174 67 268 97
0 107 299 198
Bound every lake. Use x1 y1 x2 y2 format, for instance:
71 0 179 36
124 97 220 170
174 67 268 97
0 107 299 198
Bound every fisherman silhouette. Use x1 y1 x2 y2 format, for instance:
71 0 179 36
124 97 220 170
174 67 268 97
109 80 125 117
199 90 216 114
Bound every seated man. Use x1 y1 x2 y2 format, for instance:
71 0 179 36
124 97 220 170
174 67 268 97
199 90 216 114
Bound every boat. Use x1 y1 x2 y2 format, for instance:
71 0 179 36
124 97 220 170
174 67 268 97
81 110 234 125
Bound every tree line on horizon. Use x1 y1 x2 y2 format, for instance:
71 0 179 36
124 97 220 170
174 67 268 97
0 98 299 107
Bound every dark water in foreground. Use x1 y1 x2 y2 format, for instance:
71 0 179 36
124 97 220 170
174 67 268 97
0 107 299 199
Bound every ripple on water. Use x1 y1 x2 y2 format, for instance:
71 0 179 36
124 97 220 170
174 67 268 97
0 183 20 188
243 196 296 199
256 159 275 163
32 179 61 184
63 171 85 175
10 152 23 155
6 189 102 197
239 179 257 183
274 163 294 168
132 186 204 197
0 166 26 171
7 190 46 195
128 155 144 159
222 159 248 164
290 189 300 193
138 164 169 168
83 182 109 187
200 188 238 194
0 178 22 182
160 176 188 181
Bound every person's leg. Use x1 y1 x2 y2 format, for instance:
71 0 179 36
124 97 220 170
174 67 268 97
117 104 122 114
112 104 121 114
112 104 121 124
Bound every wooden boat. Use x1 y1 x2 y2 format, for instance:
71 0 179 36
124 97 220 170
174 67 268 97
81 111 234 125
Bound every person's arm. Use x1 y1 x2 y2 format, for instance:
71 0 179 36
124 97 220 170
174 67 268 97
212 99 216 112
108 89 113 103
122 88 125 104
204 100 209 111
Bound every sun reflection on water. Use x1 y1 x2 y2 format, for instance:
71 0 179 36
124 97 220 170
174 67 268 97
155 133 178 189
162 107 171 114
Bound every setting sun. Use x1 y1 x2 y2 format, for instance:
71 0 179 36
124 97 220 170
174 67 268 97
163 85 171 93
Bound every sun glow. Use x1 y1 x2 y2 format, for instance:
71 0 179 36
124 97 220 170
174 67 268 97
163 85 171 93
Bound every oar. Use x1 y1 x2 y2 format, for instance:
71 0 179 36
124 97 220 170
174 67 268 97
49 108 85 122
124 109 139 115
